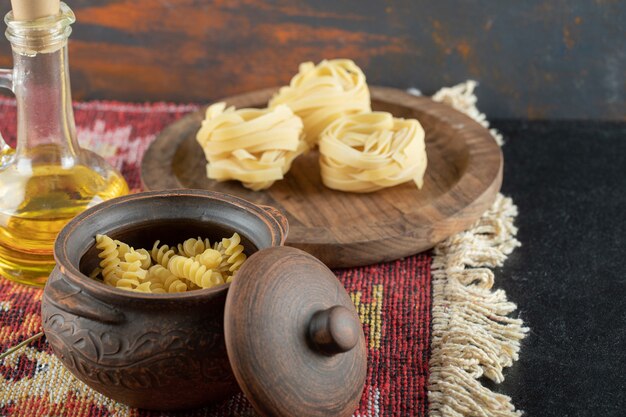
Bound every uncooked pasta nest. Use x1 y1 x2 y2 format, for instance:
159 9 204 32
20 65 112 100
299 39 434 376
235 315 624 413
196 102 307 191
194 58 428 193
318 112 427 193
91 233 247 294
269 59 371 146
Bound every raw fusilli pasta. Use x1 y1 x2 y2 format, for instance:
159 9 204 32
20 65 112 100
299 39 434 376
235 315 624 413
95 234 121 286
151 240 177 267
116 260 147 289
219 233 247 273
125 248 152 270
177 237 207 258
92 233 248 293
195 248 222 270
148 265 188 293
168 255 224 289
89 267 102 279
115 239 132 260
133 282 153 293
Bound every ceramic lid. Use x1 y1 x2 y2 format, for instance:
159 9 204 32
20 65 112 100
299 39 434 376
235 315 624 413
223 246 367 417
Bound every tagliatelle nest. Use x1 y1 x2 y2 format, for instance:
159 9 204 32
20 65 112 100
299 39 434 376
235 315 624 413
196 102 308 191
319 112 427 193
269 59 371 146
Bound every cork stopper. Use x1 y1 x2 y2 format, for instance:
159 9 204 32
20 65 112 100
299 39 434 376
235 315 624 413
10 0 60 20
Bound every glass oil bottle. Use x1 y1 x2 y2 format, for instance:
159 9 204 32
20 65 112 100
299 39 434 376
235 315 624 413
0 3 128 286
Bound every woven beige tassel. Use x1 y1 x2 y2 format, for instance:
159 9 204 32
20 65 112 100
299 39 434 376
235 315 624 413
427 82 529 417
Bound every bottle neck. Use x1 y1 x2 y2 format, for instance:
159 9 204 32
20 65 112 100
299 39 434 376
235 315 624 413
13 42 79 160
4 2 79 164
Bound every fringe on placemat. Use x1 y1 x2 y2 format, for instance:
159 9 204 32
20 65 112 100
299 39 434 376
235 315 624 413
426 81 529 417
430 80 504 146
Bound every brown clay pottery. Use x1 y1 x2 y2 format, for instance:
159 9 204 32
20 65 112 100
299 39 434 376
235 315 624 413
42 190 366 416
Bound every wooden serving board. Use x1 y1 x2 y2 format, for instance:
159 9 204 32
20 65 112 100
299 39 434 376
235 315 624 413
141 87 502 268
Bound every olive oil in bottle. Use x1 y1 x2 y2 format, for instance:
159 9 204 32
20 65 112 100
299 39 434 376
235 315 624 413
0 162 128 285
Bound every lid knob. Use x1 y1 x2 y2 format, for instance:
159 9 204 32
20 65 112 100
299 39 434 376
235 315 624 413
308 305 360 355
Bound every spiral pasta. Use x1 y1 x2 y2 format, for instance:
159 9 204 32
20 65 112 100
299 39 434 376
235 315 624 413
269 59 371 146
151 240 177 267
319 112 427 193
167 255 224 289
120 277 168 294
143 276 168 294
96 234 121 286
89 267 102 279
219 233 247 273
148 265 188 293
92 234 248 293
133 282 153 293
196 102 307 191
114 260 148 289
125 248 152 270
195 248 222 270
177 237 207 258
114 239 132 261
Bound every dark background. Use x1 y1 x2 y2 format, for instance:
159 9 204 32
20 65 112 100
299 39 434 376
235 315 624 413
493 120 626 416
0 0 624 119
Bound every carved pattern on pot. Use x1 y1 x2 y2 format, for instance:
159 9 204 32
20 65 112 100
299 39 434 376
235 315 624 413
42 306 231 389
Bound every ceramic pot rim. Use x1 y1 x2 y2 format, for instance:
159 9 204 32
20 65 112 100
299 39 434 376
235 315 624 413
53 189 288 302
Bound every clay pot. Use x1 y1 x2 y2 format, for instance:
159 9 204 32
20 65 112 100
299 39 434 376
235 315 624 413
42 190 288 410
